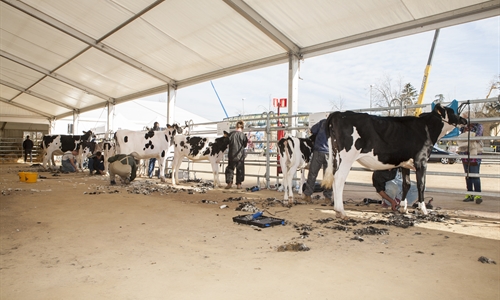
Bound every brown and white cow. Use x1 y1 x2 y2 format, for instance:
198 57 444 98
114 124 182 182
171 132 229 187
321 103 467 218
277 135 313 204
41 130 94 170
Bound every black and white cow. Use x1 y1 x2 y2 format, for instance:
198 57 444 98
114 124 182 182
321 104 467 218
97 140 116 174
41 130 94 170
171 132 229 187
277 135 313 203
78 141 101 169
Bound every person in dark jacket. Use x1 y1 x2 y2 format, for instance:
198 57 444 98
22 135 34 163
88 151 105 175
225 120 248 189
302 119 332 202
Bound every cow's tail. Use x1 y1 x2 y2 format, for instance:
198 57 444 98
322 115 336 189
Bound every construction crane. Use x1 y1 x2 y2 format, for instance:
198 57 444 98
415 29 440 116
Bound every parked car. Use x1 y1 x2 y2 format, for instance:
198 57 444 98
429 146 461 164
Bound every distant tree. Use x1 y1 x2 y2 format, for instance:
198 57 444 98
372 74 418 116
329 95 345 111
434 94 445 103
480 76 500 137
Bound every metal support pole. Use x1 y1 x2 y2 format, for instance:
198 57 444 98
265 112 271 189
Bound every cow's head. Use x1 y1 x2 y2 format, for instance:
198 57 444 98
82 130 95 141
164 124 183 144
167 123 183 135
213 131 230 154
433 103 468 127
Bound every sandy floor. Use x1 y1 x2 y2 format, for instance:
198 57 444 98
1 163 499 300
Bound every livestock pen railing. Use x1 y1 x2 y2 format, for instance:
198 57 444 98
0 137 42 163
166 98 499 199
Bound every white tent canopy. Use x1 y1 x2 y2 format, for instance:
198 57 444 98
1 0 498 125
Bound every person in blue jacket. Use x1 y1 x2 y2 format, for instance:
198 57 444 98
302 119 332 203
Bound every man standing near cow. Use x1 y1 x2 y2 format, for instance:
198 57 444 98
225 120 247 189
108 153 139 185
302 119 333 203
148 122 161 178
22 135 34 163
458 111 483 204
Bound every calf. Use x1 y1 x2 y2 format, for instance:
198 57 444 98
171 132 229 187
97 140 116 174
277 135 313 204
114 124 181 182
78 141 100 170
322 104 467 218
41 130 94 170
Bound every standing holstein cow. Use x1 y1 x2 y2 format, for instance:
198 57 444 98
321 104 467 218
171 132 229 187
277 135 313 204
41 130 94 170
114 124 182 182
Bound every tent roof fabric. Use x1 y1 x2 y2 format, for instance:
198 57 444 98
1 0 498 124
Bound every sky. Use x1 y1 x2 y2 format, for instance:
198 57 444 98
88 16 499 124
173 16 499 121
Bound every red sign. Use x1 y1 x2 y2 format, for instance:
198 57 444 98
272 98 287 108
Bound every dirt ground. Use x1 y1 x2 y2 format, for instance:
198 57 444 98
1 162 499 300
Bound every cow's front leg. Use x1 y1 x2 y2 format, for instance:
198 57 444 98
212 162 221 188
414 166 429 215
298 169 306 196
400 199 408 214
158 157 167 183
399 168 411 213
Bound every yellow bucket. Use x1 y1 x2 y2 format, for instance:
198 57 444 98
24 172 38 183
18 172 26 182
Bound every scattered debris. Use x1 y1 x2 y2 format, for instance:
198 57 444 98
478 256 496 264
299 231 309 238
222 196 244 202
313 217 335 224
201 200 218 204
277 242 310 252
235 202 259 213
325 224 350 232
293 224 313 232
353 226 388 236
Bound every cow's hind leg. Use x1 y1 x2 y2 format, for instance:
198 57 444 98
285 167 296 205
331 169 349 219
